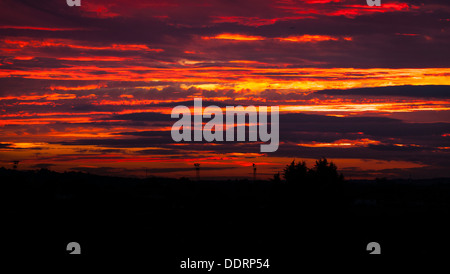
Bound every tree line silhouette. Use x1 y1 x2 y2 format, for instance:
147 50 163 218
274 157 344 184
3 158 450 258
270 158 346 212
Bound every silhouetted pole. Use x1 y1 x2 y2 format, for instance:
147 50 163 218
253 163 256 182
194 163 200 181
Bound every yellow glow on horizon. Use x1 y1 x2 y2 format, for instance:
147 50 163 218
1 68 449 93
297 138 381 148
203 33 265 41
277 35 339 42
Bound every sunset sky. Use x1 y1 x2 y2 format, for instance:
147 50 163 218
1 0 450 180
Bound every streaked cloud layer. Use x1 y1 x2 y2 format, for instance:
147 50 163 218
1 0 449 179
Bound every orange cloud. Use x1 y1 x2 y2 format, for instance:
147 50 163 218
2 38 163 52
50 84 106 91
0 26 84 31
210 16 312 26
14 56 34 60
57 57 132 62
202 33 351 43
297 138 381 148
202 33 266 41
277 35 339 42
2 67 449 93
0 93 76 102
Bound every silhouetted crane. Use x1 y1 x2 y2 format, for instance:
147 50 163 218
194 163 200 181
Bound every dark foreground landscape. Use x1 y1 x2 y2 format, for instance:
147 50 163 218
3 164 450 269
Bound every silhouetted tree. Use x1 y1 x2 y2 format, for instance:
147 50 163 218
283 160 308 184
309 157 344 185
277 158 346 209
